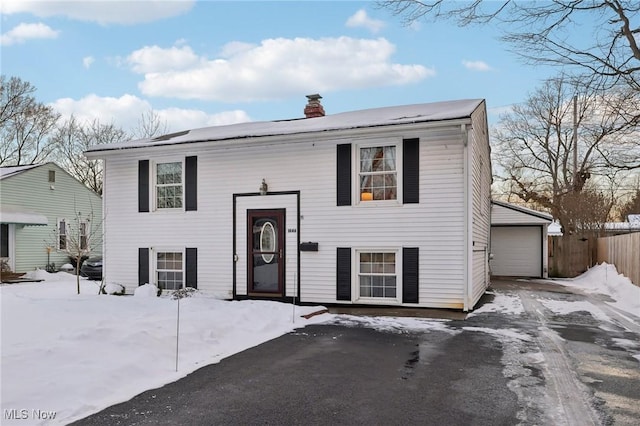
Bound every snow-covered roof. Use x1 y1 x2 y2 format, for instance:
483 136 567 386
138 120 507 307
0 164 42 180
604 221 640 232
85 99 485 155
547 221 563 236
0 205 48 225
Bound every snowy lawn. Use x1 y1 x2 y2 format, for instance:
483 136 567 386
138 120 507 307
0 271 331 425
1 263 638 425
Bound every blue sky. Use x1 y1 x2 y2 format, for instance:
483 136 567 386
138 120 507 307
1 0 567 134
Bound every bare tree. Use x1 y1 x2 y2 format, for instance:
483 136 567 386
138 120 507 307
378 1 640 93
49 206 103 295
0 75 60 165
133 109 169 139
492 75 639 232
619 187 640 220
53 116 129 194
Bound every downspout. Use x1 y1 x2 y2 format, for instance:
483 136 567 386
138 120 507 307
462 124 472 312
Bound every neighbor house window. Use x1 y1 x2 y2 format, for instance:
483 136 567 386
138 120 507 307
156 162 183 209
1 224 8 258
48 170 55 183
359 145 397 201
58 219 67 250
80 221 88 250
156 251 183 290
358 251 397 299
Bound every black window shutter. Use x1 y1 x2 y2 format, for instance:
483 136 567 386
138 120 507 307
186 247 198 289
336 144 352 206
138 160 150 212
138 248 150 286
336 247 351 301
403 138 419 204
185 156 197 211
402 247 419 303
1 224 8 257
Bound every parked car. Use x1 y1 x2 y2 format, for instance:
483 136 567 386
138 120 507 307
80 257 102 280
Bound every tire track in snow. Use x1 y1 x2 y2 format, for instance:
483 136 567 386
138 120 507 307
519 291 603 426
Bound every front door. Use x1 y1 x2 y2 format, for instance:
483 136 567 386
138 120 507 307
247 209 285 296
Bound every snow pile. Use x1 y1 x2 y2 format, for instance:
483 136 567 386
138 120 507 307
557 263 640 317
134 282 159 297
103 283 125 295
22 269 75 282
0 276 330 425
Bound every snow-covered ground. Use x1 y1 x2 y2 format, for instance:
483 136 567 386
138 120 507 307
1 263 638 425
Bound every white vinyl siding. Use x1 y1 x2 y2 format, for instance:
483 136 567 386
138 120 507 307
102 127 467 309
490 226 543 277
469 105 492 308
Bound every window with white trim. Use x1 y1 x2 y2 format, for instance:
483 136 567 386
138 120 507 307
156 251 183 290
79 221 88 250
358 251 397 299
155 162 183 209
58 219 67 250
358 145 398 202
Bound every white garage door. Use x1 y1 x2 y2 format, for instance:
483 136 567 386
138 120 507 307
490 226 542 277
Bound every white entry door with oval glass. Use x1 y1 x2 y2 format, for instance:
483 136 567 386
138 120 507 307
247 209 285 296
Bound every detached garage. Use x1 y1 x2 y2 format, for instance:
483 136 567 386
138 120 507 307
490 201 552 278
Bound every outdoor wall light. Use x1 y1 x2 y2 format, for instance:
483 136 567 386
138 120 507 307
259 178 268 195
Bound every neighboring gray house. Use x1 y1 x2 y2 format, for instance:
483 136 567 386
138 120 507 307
0 163 102 273
85 97 492 311
490 200 553 278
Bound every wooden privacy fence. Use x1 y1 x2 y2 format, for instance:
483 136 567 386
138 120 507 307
597 233 640 287
548 234 598 278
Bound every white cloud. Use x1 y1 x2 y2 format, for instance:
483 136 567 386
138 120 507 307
0 0 194 25
0 22 59 46
346 9 386 33
130 37 434 102
127 45 201 73
83 56 95 69
50 94 250 134
462 60 493 72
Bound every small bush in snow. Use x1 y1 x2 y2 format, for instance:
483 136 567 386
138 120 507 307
134 283 160 297
102 283 125 295
171 287 198 300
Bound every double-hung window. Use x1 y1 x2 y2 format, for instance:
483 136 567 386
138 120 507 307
58 219 67 250
358 145 397 202
156 162 183 209
358 251 397 299
156 251 183 290
79 221 88 250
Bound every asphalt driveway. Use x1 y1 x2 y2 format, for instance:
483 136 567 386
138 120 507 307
73 279 640 426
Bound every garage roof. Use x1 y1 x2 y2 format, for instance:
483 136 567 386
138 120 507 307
491 200 552 225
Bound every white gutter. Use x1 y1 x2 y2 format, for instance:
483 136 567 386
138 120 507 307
462 124 472 312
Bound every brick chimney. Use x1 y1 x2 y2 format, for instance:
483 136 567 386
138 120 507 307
304 94 325 118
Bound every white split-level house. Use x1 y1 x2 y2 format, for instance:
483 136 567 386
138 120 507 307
85 96 492 311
